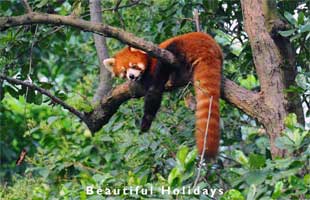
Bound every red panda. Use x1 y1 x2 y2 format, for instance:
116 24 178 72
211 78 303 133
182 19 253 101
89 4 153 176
104 32 222 158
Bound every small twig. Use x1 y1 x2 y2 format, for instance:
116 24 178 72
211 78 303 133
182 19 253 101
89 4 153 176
81 0 142 19
16 148 27 166
116 11 126 30
218 154 239 164
21 0 32 13
103 0 140 12
114 0 123 11
193 95 213 187
0 74 86 122
193 8 200 32
72 162 104 175
178 81 192 99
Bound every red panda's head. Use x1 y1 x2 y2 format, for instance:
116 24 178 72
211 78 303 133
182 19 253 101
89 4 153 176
103 47 148 81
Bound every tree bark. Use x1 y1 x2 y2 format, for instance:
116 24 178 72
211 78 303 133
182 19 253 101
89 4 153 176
89 0 112 104
261 0 305 125
241 0 304 157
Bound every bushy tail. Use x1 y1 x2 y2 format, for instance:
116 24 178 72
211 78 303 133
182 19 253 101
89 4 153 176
193 60 221 158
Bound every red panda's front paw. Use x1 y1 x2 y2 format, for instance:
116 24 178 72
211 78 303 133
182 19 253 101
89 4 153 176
141 115 154 132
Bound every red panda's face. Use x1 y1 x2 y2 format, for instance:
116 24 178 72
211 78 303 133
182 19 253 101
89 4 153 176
103 47 148 81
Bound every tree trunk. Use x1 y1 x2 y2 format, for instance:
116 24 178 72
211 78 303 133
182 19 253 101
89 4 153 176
241 0 304 158
89 0 112 104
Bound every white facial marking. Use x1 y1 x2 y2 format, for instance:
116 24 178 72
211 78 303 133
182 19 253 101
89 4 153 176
119 72 125 78
126 68 142 80
129 47 147 54
137 63 145 70
103 58 115 73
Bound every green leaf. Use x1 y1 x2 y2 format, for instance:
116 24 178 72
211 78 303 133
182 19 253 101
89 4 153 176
168 167 181 187
289 33 302 41
0 86 3 101
279 29 295 37
5 85 19 99
238 74 258 90
297 12 305 25
245 170 267 185
38 167 49 179
304 174 310 186
272 181 283 199
274 158 295 170
300 24 310 33
246 185 256 200
92 174 105 185
232 150 248 166
100 135 113 142
284 11 296 25
39 82 54 89
26 88 36 104
112 121 124 132
176 146 189 166
221 189 245 200
275 137 294 150
184 149 197 168
47 116 59 125
55 90 67 101
36 0 49 8
249 154 266 169
34 92 43 105
284 113 297 129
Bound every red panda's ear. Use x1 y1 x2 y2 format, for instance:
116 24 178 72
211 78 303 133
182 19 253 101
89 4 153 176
103 58 115 74
129 47 147 54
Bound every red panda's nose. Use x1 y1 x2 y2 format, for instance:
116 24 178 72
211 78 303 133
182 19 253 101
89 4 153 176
129 74 135 80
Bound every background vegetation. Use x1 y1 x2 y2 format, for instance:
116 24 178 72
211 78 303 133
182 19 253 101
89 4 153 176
0 0 309 199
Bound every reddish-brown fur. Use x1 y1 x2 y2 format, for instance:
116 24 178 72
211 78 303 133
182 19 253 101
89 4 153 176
111 32 222 157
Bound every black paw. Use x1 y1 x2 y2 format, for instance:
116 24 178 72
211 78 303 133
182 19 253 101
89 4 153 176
140 115 154 132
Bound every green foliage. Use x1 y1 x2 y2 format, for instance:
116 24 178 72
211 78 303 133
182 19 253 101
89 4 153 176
168 146 197 187
0 0 309 199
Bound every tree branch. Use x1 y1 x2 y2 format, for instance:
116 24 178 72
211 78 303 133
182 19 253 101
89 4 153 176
89 0 112 104
0 11 261 135
0 74 86 122
21 0 32 13
222 78 263 121
0 12 178 67
85 81 145 132
86 77 261 133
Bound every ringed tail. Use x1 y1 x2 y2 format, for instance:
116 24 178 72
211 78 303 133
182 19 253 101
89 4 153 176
193 59 221 158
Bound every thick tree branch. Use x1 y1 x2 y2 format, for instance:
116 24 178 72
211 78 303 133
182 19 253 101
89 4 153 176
0 12 178 67
222 78 263 120
85 81 145 132
0 74 86 122
86 77 260 133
